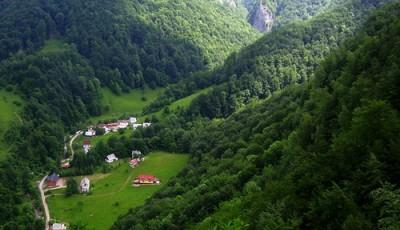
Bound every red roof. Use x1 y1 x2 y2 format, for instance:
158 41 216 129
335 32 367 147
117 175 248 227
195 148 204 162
130 159 138 164
137 174 156 181
83 140 91 145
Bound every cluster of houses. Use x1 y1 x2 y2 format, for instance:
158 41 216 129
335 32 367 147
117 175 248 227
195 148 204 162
98 120 129 134
90 117 152 135
48 118 155 230
82 117 152 154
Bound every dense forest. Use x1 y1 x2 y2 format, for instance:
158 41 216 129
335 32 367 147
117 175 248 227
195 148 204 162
144 0 388 115
112 2 400 229
0 0 398 229
0 0 259 92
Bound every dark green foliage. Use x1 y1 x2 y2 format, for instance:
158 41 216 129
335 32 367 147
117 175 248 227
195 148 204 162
0 0 259 92
65 178 79 197
112 3 400 229
1 48 102 127
0 159 43 230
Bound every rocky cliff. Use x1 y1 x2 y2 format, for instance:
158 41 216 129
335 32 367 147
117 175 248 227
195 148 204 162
216 0 274 32
250 2 274 32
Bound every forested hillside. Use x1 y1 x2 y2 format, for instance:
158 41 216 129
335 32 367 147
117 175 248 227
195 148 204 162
0 0 258 92
145 0 387 115
112 2 400 229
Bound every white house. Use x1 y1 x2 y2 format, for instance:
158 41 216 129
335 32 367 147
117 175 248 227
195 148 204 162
132 124 143 129
51 223 66 230
80 177 90 193
118 120 129 129
130 117 137 124
143 122 152 128
82 140 91 154
105 154 118 163
85 128 96 137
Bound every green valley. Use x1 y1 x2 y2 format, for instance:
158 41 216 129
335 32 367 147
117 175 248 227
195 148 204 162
48 152 188 230
0 0 398 229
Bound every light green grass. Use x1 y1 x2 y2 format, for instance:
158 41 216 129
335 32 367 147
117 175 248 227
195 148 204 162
0 90 23 160
40 39 68 54
47 152 188 230
144 87 212 122
169 87 212 110
91 88 163 124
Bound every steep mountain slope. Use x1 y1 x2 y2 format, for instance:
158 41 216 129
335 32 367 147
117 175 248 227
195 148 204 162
112 2 400 229
0 0 259 92
145 0 388 115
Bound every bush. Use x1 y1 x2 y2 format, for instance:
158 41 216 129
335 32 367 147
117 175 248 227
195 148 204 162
65 178 79 196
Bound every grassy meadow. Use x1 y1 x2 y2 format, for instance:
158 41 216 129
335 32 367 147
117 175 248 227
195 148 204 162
146 87 213 122
47 152 188 230
90 88 163 124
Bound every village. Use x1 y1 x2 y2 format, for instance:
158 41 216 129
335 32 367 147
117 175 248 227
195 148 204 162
39 117 166 230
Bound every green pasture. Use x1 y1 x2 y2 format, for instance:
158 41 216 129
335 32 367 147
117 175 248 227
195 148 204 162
47 152 188 230
91 88 163 124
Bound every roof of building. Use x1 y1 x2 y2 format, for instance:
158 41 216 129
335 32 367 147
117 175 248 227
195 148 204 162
106 153 118 159
83 140 91 145
137 174 157 181
52 223 66 230
47 172 59 182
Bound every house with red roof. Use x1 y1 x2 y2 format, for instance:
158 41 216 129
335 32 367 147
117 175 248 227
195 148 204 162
129 159 139 168
83 139 91 154
133 174 160 185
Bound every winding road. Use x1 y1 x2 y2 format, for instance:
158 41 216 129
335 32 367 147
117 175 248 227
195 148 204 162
38 131 82 230
69 131 82 160
38 176 50 230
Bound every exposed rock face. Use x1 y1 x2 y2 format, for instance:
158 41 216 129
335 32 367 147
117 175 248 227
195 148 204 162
216 0 274 32
251 2 274 32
